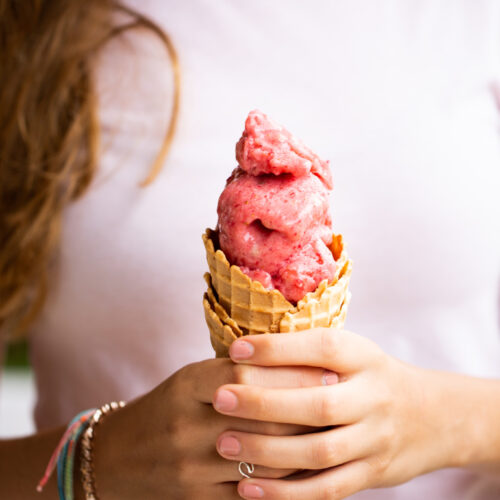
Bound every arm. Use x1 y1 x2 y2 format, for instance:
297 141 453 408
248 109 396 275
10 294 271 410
0 342 74 499
423 368 500 474
212 330 500 499
1 427 87 500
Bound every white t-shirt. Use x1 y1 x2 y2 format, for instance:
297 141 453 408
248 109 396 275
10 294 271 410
28 1 500 498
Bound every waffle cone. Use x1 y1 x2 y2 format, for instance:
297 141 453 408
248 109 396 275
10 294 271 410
202 228 352 356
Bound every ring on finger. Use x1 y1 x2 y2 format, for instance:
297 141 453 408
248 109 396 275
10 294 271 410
238 462 255 479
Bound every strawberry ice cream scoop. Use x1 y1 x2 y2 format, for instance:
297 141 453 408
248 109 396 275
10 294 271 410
217 110 336 304
218 171 332 274
236 110 333 189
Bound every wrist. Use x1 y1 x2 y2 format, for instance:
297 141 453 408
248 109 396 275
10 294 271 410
91 406 125 500
454 376 500 470
419 369 467 470
83 401 128 500
420 369 500 471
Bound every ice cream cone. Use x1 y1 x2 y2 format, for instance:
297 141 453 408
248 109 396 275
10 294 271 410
203 293 236 358
202 228 353 356
204 279 351 358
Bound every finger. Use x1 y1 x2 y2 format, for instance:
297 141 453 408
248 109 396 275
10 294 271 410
177 405 315 465
213 382 366 426
217 424 374 470
222 416 314 437
166 406 313 469
205 448 298 483
190 359 336 403
197 403 315 436
233 365 339 389
238 460 372 500
229 328 380 373
221 461 297 482
170 414 301 485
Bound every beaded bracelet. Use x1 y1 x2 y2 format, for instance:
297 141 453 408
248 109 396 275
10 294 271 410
37 401 126 500
37 409 96 498
80 401 126 500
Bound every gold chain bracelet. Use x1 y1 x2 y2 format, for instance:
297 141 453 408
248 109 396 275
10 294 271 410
80 401 126 500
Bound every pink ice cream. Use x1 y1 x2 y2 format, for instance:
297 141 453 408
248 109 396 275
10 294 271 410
217 110 336 304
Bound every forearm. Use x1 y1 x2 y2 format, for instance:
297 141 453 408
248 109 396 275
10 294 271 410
0 426 86 500
426 369 500 474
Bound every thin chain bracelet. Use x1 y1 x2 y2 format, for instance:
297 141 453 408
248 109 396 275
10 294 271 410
80 401 126 500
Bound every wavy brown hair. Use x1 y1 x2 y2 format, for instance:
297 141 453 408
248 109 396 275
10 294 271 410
0 0 179 338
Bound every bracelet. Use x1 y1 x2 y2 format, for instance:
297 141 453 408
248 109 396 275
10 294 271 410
37 409 96 499
80 401 126 500
58 411 95 500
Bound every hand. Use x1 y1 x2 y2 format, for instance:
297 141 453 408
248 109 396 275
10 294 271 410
213 329 457 499
91 357 329 499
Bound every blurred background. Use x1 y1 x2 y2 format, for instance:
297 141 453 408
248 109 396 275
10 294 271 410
0 341 35 437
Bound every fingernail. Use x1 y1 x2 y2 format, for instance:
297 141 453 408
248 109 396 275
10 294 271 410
214 389 238 412
322 370 339 386
240 483 264 498
219 436 241 456
231 340 254 360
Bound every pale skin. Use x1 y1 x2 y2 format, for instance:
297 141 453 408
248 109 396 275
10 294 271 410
210 328 500 499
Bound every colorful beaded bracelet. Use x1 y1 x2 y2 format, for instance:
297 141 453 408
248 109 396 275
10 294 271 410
37 401 126 500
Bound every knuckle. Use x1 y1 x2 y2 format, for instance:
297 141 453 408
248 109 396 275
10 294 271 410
374 386 392 415
231 363 251 385
320 328 338 357
253 390 271 416
378 420 395 447
161 370 184 399
178 360 201 382
174 456 196 485
316 392 336 425
368 453 391 477
356 461 377 491
331 438 349 464
260 421 287 436
169 362 202 399
319 484 344 500
260 334 280 359
311 439 336 468
166 415 188 452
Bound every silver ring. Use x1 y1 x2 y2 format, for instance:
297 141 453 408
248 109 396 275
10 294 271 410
238 461 255 478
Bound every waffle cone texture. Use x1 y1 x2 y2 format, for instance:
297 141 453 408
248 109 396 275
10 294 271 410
202 228 353 358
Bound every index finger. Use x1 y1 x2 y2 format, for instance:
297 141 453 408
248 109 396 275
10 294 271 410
228 328 380 373
189 358 335 403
